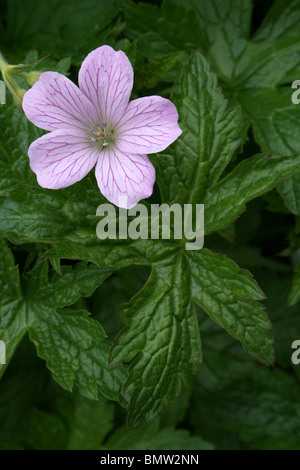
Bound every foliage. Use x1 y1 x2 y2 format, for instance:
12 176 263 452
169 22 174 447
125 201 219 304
1 0 300 450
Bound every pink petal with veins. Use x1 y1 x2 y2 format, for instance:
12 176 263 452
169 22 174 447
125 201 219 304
116 96 182 154
23 72 98 132
23 46 182 208
78 45 134 126
95 147 155 208
28 128 99 189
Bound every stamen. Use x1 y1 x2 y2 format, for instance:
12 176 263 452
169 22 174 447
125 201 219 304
91 124 101 133
90 122 114 148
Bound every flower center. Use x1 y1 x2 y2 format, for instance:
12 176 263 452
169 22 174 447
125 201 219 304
90 122 115 149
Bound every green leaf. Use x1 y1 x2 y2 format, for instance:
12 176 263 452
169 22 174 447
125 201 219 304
49 257 62 275
237 87 300 215
102 418 213 450
0 247 126 403
191 349 300 450
122 0 206 58
91 265 150 341
0 181 178 268
23 49 72 75
204 153 300 234
238 88 297 157
29 306 122 401
0 98 42 195
0 340 50 450
0 240 26 378
109 254 202 425
288 264 300 306
66 393 114 450
277 172 300 215
254 270 300 368
28 408 68 450
181 0 300 87
176 1 300 214
249 0 300 86
3 0 122 64
24 391 115 450
135 51 183 89
156 52 241 205
181 0 253 83
188 249 274 364
24 263 127 403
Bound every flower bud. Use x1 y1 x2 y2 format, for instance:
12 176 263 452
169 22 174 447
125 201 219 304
13 88 26 110
26 71 41 86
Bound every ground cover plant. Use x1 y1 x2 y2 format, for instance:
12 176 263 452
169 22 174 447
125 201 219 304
1 0 300 450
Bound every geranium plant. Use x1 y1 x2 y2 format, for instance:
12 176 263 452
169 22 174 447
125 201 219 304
1 0 300 451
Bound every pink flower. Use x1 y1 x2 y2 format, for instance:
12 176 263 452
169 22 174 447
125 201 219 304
23 45 182 208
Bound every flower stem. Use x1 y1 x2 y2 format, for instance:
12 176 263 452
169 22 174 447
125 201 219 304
0 52 26 109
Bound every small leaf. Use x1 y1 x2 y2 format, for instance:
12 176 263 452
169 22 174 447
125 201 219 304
204 153 300 234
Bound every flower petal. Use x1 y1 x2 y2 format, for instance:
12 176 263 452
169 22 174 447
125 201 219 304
28 129 99 189
23 72 98 132
78 45 134 126
116 96 182 154
95 147 155 208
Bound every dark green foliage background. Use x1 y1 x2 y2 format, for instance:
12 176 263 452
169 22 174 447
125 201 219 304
1 0 300 450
